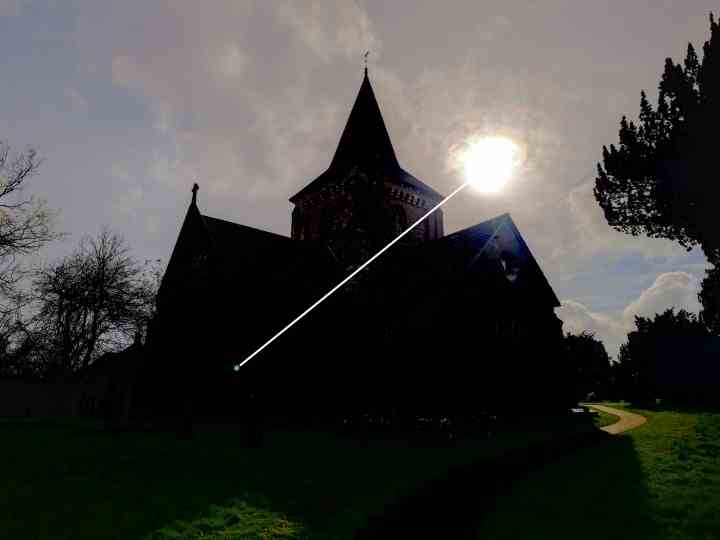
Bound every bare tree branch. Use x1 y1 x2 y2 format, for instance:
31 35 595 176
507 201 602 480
0 140 61 296
28 228 159 376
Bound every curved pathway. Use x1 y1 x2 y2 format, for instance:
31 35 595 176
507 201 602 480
584 403 647 434
355 406 647 538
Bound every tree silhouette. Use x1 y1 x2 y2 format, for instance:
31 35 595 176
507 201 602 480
30 228 159 377
699 264 720 334
617 308 710 404
595 14 720 266
564 331 611 401
0 141 60 297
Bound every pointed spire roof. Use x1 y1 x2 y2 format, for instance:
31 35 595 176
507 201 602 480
329 69 399 170
290 71 443 202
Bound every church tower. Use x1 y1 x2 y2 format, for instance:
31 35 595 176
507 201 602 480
289 70 444 269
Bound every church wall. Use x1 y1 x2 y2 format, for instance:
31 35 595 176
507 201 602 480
290 173 444 255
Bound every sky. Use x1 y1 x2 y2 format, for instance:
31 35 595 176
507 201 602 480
0 1 714 357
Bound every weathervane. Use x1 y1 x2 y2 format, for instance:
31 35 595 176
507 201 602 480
364 51 369 75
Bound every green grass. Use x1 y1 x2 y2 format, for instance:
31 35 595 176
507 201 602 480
474 404 720 539
589 408 620 428
0 416 576 539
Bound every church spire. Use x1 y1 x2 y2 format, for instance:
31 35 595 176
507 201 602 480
329 67 399 170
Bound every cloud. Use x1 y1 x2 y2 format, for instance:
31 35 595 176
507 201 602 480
565 180 693 260
71 1 705 270
274 1 379 62
64 88 88 113
0 0 23 17
71 1 383 232
623 271 701 322
557 271 702 357
556 300 625 356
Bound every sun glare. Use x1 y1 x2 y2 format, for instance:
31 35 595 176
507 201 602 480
461 136 519 193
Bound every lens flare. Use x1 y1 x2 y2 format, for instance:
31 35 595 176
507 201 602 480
234 180 481 370
234 137 519 370
461 136 519 193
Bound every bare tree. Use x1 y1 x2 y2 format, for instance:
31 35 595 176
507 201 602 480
31 228 159 375
0 290 36 377
0 141 59 297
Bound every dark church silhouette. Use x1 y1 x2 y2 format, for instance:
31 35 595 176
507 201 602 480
135 70 570 430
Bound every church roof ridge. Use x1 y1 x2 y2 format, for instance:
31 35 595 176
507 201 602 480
201 214 291 243
439 213 512 242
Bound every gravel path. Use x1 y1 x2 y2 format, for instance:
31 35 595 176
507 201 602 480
585 403 647 434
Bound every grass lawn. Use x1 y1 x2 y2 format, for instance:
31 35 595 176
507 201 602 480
0 416 576 539
591 408 620 428
474 404 720 539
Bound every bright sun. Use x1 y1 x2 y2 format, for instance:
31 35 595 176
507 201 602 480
461 136 519 193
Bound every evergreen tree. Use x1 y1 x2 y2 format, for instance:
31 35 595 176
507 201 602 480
595 14 720 266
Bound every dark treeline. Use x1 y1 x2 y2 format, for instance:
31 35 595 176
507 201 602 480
566 309 719 407
0 142 158 382
564 331 612 402
0 230 159 382
615 309 718 406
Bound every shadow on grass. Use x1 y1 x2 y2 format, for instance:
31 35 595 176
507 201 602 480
355 431 659 540
3 419 529 539
473 433 660 540
0 417 661 540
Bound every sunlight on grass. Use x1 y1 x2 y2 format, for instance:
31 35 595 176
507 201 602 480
626 407 720 538
590 409 620 428
474 405 720 539
148 498 304 539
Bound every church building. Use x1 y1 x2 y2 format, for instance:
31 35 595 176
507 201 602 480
139 70 569 426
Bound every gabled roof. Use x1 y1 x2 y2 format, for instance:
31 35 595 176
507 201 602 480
160 201 212 293
202 215 290 249
201 214 337 285
201 215 294 278
376 214 560 308
434 214 560 307
289 71 443 202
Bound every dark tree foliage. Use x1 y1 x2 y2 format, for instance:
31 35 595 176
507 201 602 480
564 331 612 401
29 228 159 378
566 332 610 399
699 264 720 334
616 308 711 404
595 14 720 265
0 292 36 378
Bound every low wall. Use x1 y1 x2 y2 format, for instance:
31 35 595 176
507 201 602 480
0 380 83 417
